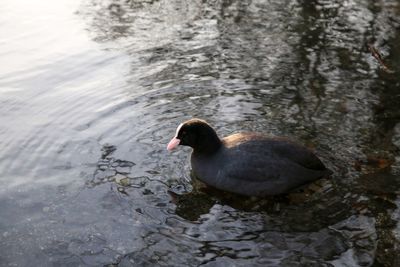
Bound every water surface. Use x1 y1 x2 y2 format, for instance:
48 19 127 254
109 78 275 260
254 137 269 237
1 0 400 266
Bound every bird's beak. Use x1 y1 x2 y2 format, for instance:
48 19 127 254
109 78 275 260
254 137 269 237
167 137 180 151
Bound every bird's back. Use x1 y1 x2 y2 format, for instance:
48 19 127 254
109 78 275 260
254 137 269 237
191 133 329 196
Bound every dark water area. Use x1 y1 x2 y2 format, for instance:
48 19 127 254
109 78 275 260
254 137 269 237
1 0 400 266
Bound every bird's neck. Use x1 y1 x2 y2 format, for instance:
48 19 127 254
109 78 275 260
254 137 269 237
193 132 222 155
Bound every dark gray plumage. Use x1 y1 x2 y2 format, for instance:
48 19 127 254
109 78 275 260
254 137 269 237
167 119 330 196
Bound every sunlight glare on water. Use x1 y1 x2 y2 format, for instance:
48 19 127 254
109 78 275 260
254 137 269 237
0 0 131 188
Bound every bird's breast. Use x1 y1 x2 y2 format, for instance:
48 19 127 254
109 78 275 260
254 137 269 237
190 152 223 185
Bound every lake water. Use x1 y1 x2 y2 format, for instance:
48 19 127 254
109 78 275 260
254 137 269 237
1 0 400 266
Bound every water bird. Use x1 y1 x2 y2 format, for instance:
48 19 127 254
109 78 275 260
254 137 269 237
167 118 330 196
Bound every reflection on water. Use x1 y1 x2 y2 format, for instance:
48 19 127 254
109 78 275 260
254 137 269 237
0 0 400 266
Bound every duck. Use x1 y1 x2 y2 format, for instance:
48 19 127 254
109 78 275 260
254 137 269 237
167 118 330 196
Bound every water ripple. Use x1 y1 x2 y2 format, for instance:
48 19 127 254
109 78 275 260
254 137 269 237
1 0 400 266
